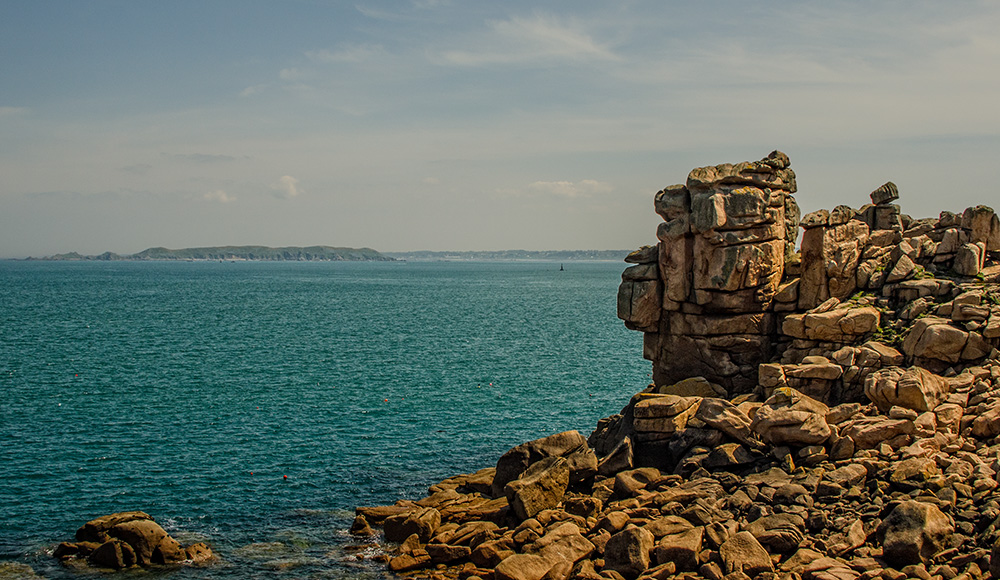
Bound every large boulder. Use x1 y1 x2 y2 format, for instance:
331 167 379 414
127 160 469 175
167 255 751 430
523 522 595 569
751 389 831 447
782 303 880 342
841 416 915 450
876 501 954 566
798 220 870 309
745 513 805 553
108 519 171 566
618 278 662 332
900 317 970 364
494 553 552 580
631 395 701 435
604 525 655 580
653 527 703 571
88 539 136 570
384 507 441 543
694 397 760 448
504 457 570 521
720 531 774 576
864 366 950 412
492 431 593 496
57 512 213 571
75 511 153 544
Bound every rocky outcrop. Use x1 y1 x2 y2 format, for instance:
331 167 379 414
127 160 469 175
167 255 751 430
620 151 800 393
356 152 1000 580
619 151 1000 394
53 511 214 571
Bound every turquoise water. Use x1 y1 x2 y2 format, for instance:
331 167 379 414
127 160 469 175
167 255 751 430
0 261 649 578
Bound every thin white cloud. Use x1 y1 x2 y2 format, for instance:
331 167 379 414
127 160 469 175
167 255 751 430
165 153 239 164
0 106 28 118
500 179 613 198
120 163 152 174
204 190 236 203
438 14 620 66
279 67 305 81
307 44 385 64
355 4 416 22
271 175 302 199
240 84 268 97
411 0 449 8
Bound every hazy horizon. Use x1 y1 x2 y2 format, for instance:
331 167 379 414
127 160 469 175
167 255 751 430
3 1 999 259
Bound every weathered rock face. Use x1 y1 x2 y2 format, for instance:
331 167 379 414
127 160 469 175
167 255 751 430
620 151 1000 394
626 151 800 393
54 512 214 571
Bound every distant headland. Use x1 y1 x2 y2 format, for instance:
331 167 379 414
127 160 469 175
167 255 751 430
29 245 394 261
385 250 630 261
24 248 632 262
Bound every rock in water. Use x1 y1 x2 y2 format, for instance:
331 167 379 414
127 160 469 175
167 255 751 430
55 512 213 571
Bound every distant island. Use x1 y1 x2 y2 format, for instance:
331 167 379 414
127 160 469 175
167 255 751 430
385 249 630 261
26 247 633 262
32 246 394 261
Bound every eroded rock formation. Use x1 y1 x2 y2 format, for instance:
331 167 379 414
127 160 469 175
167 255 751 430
619 151 1000 395
356 152 1000 580
53 511 214 571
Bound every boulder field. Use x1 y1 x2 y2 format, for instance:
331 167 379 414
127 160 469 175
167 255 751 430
355 152 1000 580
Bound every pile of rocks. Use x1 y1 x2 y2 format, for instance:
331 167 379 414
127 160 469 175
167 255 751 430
355 153 1000 580
355 357 1000 580
52 511 214 571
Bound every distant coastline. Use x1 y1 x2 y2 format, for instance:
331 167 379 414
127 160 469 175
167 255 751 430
27 245 394 262
384 249 630 261
20 248 632 262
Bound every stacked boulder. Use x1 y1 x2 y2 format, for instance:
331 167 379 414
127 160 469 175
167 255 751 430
53 511 214 571
356 152 1000 580
619 151 800 393
618 152 1000 394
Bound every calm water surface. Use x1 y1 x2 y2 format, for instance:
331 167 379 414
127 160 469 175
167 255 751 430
0 260 649 578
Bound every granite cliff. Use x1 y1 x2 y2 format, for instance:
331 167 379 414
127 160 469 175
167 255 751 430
350 152 1000 580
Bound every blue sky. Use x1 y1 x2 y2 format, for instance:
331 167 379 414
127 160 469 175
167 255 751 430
2 1 999 257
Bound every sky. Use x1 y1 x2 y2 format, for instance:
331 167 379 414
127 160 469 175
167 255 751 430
1 1 999 258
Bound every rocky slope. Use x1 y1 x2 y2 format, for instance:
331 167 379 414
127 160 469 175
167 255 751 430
353 152 1000 580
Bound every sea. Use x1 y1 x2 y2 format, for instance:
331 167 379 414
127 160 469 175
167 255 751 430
0 260 651 579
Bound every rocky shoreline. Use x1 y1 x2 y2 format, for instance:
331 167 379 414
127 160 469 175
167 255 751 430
351 152 1000 580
